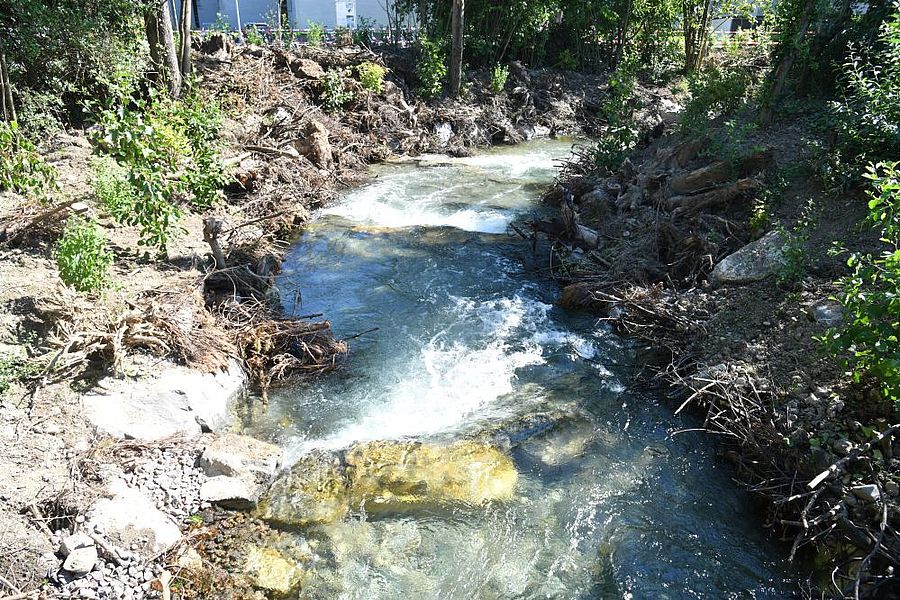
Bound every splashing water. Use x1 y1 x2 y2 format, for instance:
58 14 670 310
241 140 798 598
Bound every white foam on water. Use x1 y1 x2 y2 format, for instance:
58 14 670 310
284 295 587 463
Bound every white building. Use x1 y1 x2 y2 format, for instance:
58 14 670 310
188 0 398 30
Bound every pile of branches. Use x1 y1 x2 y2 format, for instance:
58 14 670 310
37 288 235 380
214 298 347 401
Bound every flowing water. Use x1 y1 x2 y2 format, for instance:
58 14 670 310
245 140 797 598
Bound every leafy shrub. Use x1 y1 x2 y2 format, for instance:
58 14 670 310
825 161 900 412
587 125 638 174
357 62 386 93
0 121 57 198
307 21 325 46
557 49 578 71
321 69 355 110
55 216 113 292
416 36 447 99
0 353 41 396
679 63 753 134
776 198 818 286
353 17 377 46
827 8 900 186
91 85 226 253
489 64 509 94
245 25 264 46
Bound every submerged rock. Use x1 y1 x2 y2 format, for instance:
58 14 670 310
256 451 350 527
257 441 518 527
345 440 518 510
245 547 306 597
710 231 787 284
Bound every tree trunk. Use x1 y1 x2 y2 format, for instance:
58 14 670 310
145 0 182 97
178 0 191 85
179 0 192 83
0 52 16 123
759 0 816 124
449 0 465 97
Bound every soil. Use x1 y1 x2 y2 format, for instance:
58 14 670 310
0 40 617 598
542 105 900 596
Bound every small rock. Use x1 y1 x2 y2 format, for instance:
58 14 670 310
851 484 881 503
200 476 256 509
63 546 98 577
807 299 844 326
885 481 899 497
59 532 94 558
833 439 854 456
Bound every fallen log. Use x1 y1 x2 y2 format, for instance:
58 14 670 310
669 148 774 195
668 178 758 216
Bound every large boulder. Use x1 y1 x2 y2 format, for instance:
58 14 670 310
199 433 282 508
710 231 787 284
292 121 332 169
288 57 325 80
256 451 349 527
85 479 182 561
256 442 518 527
345 440 518 510
82 359 245 441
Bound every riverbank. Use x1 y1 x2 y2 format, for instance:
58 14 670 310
541 111 900 595
0 41 631 598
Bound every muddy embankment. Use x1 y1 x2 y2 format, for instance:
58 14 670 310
0 39 647 599
538 113 900 595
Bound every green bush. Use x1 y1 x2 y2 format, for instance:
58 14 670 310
489 64 509 94
55 216 114 292
245 25 264 46
416 36 447 99
825 161 900 412
826 8 900 186
0 353 41 396
357 62 386 93
321 69 355 110
679 63 753 135
353 17 377 46
0 121 57 199
91 85 227 253
307 21 325 46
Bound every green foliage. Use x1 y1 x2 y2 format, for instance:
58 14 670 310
321 69 355 110
556 49 578 71
245 24 264 46
357 62 386 93
827 7 900 186
587 125 638 175
825 162 900 412
776 198 819 285
91 84 227 253
353 17 378 45
701 120 762 171
489 64 510 94
307 21 325 46
679 63 753 134
212 13 231 32
0 0 145 134
55 216 113 292
0 121 57 199
0 353 41 396
416 36 447 99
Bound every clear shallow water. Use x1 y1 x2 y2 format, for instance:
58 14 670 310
250 140 797 598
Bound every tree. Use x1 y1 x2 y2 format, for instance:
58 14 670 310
449 0 465 96
682 0 712 72
145 0 182 96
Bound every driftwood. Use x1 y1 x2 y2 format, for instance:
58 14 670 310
669 147 774 196
202 216 227 269
668 178 759 216
561 190 600 248
0 199 79 246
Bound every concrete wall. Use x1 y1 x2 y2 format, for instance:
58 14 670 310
288 0 395 29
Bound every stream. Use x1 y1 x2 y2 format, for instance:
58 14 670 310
245 139 797 598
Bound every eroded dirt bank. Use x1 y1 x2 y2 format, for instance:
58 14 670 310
538 115 900 595
0 40 641 599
